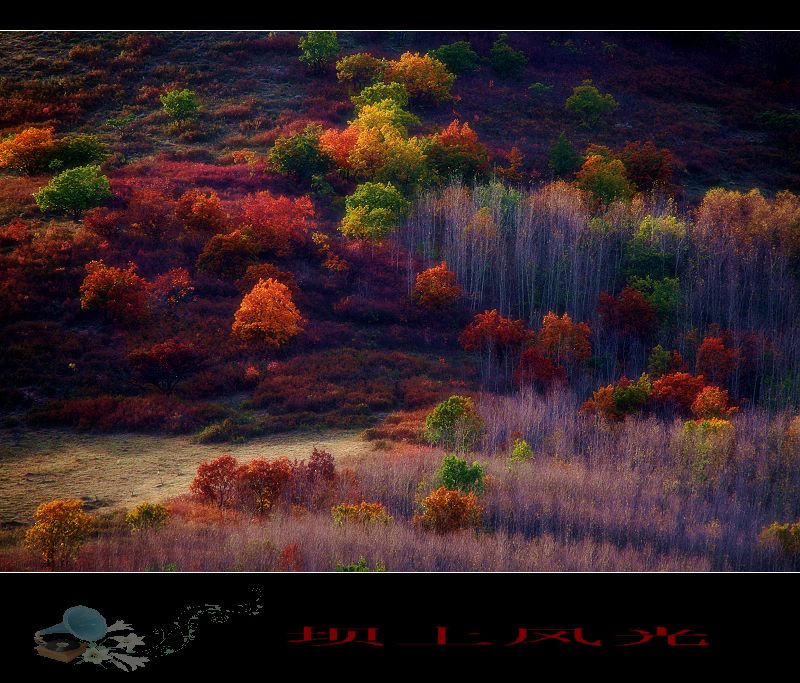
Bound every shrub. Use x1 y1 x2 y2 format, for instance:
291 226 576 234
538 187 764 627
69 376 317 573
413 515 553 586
581 374 652 421
232 278 303 349
160 89 200 121
424 395 483 452
241 191 316 256
190 454 241 508
508 438 534 467
197 230 258 280
385 52 455 103
549 132 582 179
268 124 330 180
415 487 483 533
489 33 528 76
25 499 93 569
298 31 340 70
33 165 112 218
429 41 481 75
340 181 410 240
125 502 170 532
565 80 618 127
0 127 55 173
336 556 387 571
331 501 392 526
336 53 387 88
529 82 554 97
79 259 149 324
681 418 735 484
352 81 409 110
436 454 486 495
760 521 800 558
412 262 462 310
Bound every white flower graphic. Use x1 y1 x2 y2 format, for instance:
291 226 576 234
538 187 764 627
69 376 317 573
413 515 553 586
82 646 111 664
111 633 145 652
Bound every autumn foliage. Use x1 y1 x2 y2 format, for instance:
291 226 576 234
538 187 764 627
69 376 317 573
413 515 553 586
384 52 455 103
412 262 462 310
24 499 93 569
414 487 483 533
79 259 149 324
232 278 303 348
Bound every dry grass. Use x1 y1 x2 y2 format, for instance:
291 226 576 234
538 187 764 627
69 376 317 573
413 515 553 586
0 426 372 524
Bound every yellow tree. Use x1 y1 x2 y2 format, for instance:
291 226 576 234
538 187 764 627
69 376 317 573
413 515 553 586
232 278 303 348
25 499 93 569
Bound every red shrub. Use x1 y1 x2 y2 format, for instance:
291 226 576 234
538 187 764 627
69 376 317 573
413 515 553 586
278 543 304 571
196 230 258 280
240 191 316 257
618 140 675 191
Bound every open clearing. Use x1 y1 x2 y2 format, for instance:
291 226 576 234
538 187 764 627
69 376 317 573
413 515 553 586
0 427 374 524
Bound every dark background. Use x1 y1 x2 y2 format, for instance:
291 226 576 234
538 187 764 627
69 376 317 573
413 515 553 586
1 572 790 673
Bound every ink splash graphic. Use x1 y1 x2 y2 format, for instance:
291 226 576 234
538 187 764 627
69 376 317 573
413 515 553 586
38 586 263 672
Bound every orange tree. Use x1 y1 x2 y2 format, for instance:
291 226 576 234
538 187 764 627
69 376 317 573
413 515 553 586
25 499 93 569
232 278 303 348
414 487 483 533
412 262 462 310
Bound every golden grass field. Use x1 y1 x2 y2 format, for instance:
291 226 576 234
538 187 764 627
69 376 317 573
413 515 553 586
0 427 375 525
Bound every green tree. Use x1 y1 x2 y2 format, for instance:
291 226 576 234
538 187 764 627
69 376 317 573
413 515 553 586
160 89 200 121
436 454 486 495
549 132 582 178
576 154 633 204
424 395 483 452
489 33 528 76
565 80 618 127
299 31 340 70
33 165 111 219
268 124 330 180
352 81 410 111
340 181 410 240
429 41 481 75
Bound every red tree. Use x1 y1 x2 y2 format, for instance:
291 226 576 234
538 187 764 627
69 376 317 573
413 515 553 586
514 346 566 389
190 455 241 508
79 260 149 324
696 336 739 387
598 288 658 339
651 372 707 414
459 309 531 356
